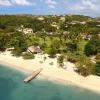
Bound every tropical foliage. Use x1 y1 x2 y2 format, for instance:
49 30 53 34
0 15 100 76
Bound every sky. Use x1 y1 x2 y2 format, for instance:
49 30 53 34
0 0 100 17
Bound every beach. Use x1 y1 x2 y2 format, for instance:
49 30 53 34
0 51 100 94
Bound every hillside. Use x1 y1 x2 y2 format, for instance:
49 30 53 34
0 14 97 33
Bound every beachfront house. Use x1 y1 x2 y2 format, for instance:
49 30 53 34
27 46 42 54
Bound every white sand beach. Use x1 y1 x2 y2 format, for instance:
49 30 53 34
0 51 100 94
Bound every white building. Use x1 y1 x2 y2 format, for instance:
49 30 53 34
80 21 86 24
23 28 33 34
17 25 33 34
38 17 44 21
60 16 65 22
51 22 59 29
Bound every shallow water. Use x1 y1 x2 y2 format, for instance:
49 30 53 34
0 64 100 100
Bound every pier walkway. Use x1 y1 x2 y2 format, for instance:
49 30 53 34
24 68 43 83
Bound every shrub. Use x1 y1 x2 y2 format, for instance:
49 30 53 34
94 62 100 76
76 55 95 76
39 61 43 64
57 55 64 68
84 34 100 56
67 53 79 63
43 57 47 61
95 53 100 62
47 48 56 58
11 49 22 57
22 52 34 59
49 62 54 65
67 42 77 52
84 42 97 56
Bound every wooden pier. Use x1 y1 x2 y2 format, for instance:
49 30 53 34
24 68 43 83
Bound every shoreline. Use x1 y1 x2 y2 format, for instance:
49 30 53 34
1 62 100 95
0 53 100 94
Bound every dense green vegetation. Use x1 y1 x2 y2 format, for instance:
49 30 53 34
85 34 100 56
0 15 100 76
22 52 34 59
57 55 64 68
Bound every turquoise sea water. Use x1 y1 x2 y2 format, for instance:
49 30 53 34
0 64 100 100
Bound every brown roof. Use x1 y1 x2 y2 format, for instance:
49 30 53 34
28 46 42 53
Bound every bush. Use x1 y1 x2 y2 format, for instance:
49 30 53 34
43 57 47 61
11 49 22 57
84 42 97 56
95 53 100 62
94 62 100 76
22 52 34 59
67 42 77 52
39 61 43 64
77 62 95 76
76 55 95 76
84 34 100 56
57 55 64 68
49 62 54 65
67 53 79 63
47 48 56 58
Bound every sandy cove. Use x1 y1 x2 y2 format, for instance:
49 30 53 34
0 51 100 94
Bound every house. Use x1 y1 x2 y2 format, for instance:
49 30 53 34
51 22 59 29
70 22 77 25
60 16 65 22
17 25 33 34
23 28 33 34
82 35 91 40
27 46 42 54
97 25 100 27
79 21 86 24
63 31 69 35
46 32 53 35
38 17 44 21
